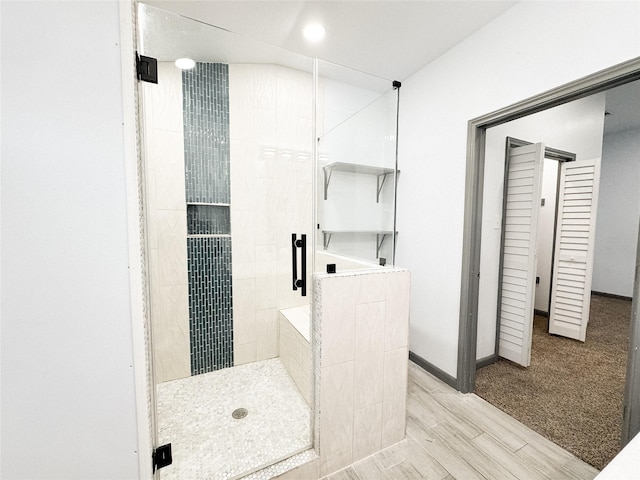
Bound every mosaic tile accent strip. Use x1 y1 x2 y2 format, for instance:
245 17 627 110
187 237 233 374
312 275 323 459
243 449 317 480
156 358 312 480
183 62 234 374
182 63 230 204
187 204 231 235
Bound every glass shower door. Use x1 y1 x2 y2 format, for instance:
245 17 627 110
137 4 315 478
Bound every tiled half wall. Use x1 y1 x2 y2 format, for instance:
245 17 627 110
313 268 411 477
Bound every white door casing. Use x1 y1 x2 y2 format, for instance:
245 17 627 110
549 158 601 341
498 143 545 367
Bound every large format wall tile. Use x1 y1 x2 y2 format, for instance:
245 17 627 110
316 268 410 477
157 354 191 384
151 63 184 132
156 210 188 287
385 271 410 351
153 129 187 210
353 402 383 462
382 346 409 447
229 64 314 369
319 275 357 366
319 361 354 476
232 278 256 347
234 342 256 366
354 301 385 410
154 285 190 354
279 311 312 406
255 307 278 361
142 63 190 383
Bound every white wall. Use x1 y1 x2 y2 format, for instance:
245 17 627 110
397 1 640 376
1 1 140 479
592 127 640 297
535 158 559 313
476 94 606 360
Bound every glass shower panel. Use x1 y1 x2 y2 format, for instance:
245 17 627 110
138 4 314 478
315 60 399 272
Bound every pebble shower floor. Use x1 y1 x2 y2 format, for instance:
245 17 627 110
156 358 312 479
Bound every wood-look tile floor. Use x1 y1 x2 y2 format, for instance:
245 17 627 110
322 361 600 480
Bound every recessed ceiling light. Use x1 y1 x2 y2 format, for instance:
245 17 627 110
175 58 195 70
303 24 325 43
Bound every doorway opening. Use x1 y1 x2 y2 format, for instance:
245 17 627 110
458 58 640 465
489 137 576 369
474 89 637 466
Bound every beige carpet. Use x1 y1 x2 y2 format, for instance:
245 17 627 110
475 294 631 470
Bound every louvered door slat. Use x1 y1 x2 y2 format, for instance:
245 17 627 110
498 143 544 366
549 159 600 341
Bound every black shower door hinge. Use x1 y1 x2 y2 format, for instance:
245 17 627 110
152 443 172 472
136 52 158 84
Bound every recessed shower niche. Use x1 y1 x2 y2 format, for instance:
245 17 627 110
137 3 408 479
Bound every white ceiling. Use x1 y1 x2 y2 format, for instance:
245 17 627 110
139 1 639 131
141 0 516 82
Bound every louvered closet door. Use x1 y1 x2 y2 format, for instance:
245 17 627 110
549 158 600 341
498 143 544 367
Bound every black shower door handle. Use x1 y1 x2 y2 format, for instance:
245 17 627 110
291 233 298 291
291 233 306 296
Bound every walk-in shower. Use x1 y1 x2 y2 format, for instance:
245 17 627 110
137 4 400 478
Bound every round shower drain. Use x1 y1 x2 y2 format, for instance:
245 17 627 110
232 408 248 420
